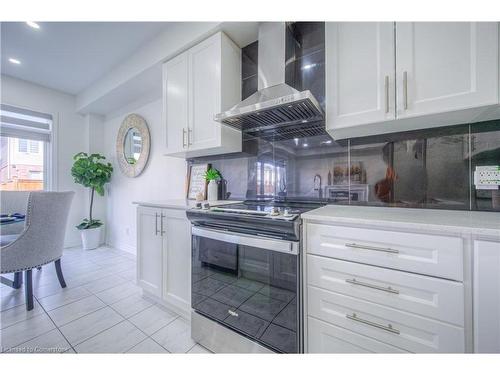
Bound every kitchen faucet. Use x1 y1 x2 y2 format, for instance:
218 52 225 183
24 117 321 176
313 174 322 198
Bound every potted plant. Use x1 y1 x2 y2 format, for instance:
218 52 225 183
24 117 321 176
204 168 220 201
71 152 113 250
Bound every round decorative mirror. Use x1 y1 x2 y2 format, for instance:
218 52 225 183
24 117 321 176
116 114 150 177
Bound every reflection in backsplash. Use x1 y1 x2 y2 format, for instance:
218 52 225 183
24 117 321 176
189 119 500 211
471 122 500 211
191 22 499 211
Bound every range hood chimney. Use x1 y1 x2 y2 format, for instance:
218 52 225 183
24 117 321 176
214 22 324 139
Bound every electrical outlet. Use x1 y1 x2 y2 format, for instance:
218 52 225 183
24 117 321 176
474 166 500 190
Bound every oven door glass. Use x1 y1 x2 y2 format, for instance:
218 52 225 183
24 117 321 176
191 231 298 353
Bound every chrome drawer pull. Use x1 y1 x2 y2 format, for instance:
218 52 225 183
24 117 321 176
182 128 187 148
346 313 400 335
384 75 390 114
346 278 399 294
345 242 399 254
403 71 408 110
160 213 166 236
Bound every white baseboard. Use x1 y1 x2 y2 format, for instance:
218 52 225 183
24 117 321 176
106 238 136 256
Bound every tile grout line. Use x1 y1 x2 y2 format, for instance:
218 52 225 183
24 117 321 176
70 317 128 352
127 310 180 339
107 297 154 320
72 304 174 353
148 315 196 353
2 246 181 354
33 294 76 353
3 294 76 353
125 335 171 354
37 286 95 313
48 302 109 330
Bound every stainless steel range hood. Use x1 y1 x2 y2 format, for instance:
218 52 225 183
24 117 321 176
214 22 324 136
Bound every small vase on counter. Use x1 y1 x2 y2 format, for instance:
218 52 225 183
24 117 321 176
207 180 218 201
204 167 222 202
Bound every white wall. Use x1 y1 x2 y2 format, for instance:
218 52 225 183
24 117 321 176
83 113 107 244
1 75 88 247
103 99 186 254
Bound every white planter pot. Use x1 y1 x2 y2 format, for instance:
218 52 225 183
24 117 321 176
80 226 102 250
207 180 218 201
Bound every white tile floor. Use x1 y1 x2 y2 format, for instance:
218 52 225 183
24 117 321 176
0 246 211 354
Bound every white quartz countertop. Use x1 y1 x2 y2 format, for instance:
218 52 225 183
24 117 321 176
132 199 242 210
302 205 500 237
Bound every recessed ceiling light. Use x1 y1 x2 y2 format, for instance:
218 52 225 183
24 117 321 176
26 21 40 29
303 143 309 148
9 58 21 65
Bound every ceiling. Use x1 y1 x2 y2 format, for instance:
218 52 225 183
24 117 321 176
1 22 169 94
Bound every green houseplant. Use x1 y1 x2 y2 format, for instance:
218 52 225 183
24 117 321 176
71 152 113 250
204 168 220 201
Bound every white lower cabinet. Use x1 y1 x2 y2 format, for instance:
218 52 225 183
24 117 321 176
137 206 191 317
308 317 407 353
308 286 465 353
137 206 163 297
306 223 464 281
307 254 465 326
162 209 191 314
473 239 500 353
304 221 467 353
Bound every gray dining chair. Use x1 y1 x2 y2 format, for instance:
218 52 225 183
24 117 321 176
1 191 75 310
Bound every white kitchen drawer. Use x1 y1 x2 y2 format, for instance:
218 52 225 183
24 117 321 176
308 286 465 353
308 316 408 353
307 254 464 326
306 223 464 281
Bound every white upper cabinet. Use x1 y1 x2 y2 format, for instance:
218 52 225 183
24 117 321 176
326 22 499 140
396 22 499 119
189 36 221 151
163 32 242 158
326 22 396 130
163 52 189 155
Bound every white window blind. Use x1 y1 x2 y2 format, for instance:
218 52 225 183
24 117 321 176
0 104 52 142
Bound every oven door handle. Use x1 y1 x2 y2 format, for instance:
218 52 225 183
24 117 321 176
192 226 299 255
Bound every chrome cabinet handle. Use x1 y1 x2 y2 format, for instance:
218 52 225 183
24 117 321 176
403 71 408 110
160 213 166 236
345 242 399 254
182 128 187 148
188 128 193 145
384 75 390 114
155 213 159 236
346 278 399 294
346 313 400 335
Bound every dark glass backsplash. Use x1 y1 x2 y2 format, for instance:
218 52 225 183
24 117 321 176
190 120 500 211
192 22 500 212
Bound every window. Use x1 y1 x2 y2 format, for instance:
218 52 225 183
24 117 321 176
18 139 28 152
29 140 40 154
0 104 52 191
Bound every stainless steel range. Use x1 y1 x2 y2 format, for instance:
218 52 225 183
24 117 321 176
187 199 325 353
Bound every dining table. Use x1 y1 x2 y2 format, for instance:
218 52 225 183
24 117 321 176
0 214 26 289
